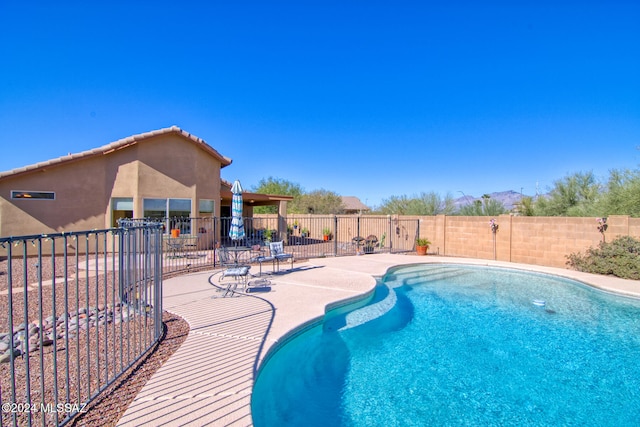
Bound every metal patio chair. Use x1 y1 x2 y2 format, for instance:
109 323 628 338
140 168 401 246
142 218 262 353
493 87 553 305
269 241 294 273
249 244 274 276
218 247 251 295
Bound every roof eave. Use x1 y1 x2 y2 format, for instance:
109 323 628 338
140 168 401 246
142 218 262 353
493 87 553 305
0 126 232 180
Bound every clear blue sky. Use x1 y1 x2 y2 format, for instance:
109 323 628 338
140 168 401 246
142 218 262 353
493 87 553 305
1 1 639 208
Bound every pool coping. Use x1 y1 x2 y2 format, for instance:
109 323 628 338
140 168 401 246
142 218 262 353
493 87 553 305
117 254 640 426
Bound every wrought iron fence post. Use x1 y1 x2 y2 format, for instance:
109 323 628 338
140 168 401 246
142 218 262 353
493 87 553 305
154 225 163 339
5 240 17 426
333 215 338 255
118 227 126 303
356 216 361 253
388 215 393 253
213 216 218 268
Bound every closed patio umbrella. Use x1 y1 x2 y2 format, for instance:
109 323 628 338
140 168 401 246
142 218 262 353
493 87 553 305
229 179 245 244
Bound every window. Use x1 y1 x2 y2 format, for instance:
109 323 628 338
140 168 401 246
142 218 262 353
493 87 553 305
199 199 215 215
111 198 133 227
11 191 55 200
143 198 192 233
143 198 167 219
169 199 191 218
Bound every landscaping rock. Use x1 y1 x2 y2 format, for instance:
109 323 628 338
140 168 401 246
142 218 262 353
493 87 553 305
0 348 22 363
1 303 153 356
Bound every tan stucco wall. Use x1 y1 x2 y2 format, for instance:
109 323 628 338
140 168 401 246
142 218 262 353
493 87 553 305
0 133 224 238
0 153 111 236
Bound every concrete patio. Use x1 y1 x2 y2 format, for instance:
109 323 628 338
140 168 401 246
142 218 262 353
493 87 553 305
117 254 640 426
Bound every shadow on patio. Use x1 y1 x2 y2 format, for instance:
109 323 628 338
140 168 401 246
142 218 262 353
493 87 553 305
117 271 275 426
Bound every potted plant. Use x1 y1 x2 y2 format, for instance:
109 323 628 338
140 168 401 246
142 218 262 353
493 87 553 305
415 238 431 255
362 241 376 254
322 227 332 241
301 227 309 238
263 227 273 244
362 235 378 254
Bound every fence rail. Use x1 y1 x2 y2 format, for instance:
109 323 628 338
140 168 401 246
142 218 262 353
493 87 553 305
0 221 163 427
123 216 420 275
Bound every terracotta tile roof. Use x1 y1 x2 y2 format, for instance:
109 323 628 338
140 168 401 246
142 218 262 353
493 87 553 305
0 126 232 180
341 196 370 212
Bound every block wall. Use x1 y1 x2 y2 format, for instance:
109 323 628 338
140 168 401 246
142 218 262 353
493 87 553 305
418 214 639 268
257 214 639 269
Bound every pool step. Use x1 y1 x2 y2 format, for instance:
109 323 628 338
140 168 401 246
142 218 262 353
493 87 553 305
384 265 473 287
338 286 398 331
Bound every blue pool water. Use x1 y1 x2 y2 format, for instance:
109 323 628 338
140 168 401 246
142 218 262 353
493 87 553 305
251 264 640 426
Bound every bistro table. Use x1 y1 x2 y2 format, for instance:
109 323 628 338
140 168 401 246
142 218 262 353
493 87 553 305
225 246 251 266
164 235 198 258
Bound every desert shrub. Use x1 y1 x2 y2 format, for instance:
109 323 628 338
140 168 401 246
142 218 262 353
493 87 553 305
566 236 640 280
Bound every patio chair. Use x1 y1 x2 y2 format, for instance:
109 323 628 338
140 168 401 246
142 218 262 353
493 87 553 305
217 247 237 267
249 244 274 277
220 265 251 295
269 241 294 273
218 247 251 294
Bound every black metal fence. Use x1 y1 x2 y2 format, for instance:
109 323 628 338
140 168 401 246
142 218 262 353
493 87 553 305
279 214 420 258
124 215 420 275
0 221 163 427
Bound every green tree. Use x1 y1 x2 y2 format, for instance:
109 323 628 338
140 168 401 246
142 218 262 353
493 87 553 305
377 195 412 214
535 171 602 216
457 199 483 215
251 177 304 214
414 192 456 215
596 168 640 217
377 192 455 215
514 196 536 216
297 189 344 214
457 194 506 216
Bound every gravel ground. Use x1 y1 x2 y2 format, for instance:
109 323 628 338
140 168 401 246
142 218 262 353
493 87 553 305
0 257 191 426
69 311 189 427
1 311 189 427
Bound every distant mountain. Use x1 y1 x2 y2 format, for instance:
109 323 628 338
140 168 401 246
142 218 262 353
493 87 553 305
453 190 527 211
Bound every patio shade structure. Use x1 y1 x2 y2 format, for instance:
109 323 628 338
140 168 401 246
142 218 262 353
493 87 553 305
229 179 245 244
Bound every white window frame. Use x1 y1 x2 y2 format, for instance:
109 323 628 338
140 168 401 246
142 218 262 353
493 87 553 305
142 198 193 234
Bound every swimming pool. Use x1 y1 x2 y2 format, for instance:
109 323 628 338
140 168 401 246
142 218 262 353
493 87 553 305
251 264 640 426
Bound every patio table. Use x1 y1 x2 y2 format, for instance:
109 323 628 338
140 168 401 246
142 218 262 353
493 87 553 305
225 246 251 266
164 235 198 258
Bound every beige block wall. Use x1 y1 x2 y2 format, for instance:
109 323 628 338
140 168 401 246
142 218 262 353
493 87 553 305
259 214 640 269
419 214 638 269
440 216 496 260
510 216 602 267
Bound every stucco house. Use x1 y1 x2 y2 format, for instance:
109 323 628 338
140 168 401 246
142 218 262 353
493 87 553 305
0 126 291 239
